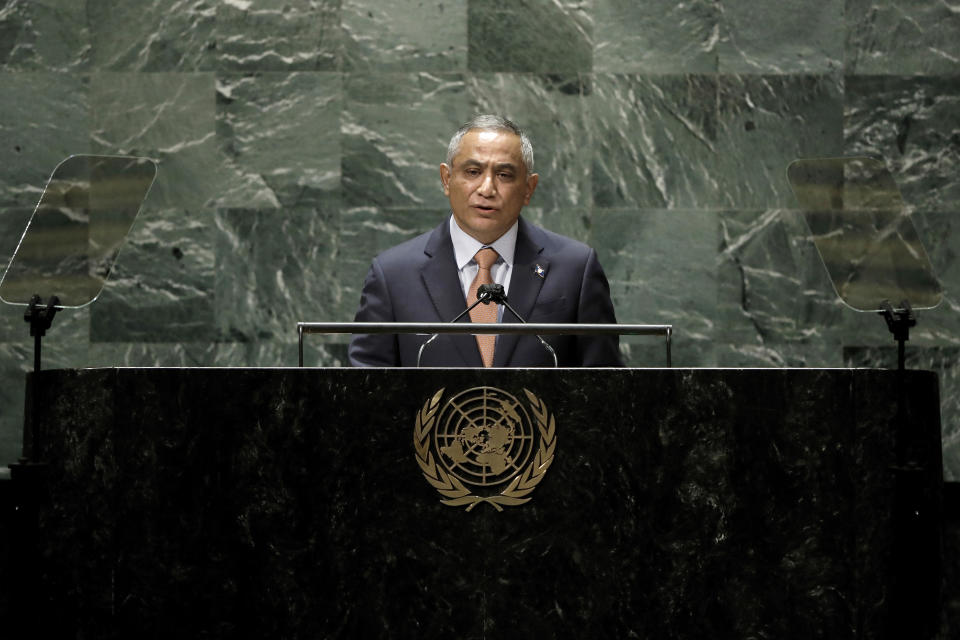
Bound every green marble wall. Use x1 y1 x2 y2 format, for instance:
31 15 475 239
1 0 959 479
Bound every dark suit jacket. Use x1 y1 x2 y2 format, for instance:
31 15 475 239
348 216 623 367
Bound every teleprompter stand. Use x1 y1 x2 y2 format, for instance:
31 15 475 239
0 155 157 636
788 156 943 638
24 294 59 377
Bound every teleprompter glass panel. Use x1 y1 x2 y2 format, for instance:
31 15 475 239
0 155 157 308
787 157 941 312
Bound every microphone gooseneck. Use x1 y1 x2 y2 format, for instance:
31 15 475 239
416 285 558 367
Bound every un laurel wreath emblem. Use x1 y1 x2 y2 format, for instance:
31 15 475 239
413 386 557 511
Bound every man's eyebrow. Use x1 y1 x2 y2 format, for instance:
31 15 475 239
459 158 518 170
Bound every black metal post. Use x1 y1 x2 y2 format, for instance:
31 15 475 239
879 300 915 372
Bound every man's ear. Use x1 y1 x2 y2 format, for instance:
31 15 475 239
523 172 539 205
439 164 451 195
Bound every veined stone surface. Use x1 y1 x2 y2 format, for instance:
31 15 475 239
846 0 960 75
845 75 960 213
594 0 719 73
0 72 91 207
0 0 90 72
90 207 216 343
215 71 342 209
213 206 339 344
594 208 717 367
342 0 467 72
467 0 592 73
591 74 720 209
0 0 959 493
87 0 216 71
215 0 341 71
717 208 845 347
342 72 466 210
717 0 843 73
716 74 845 209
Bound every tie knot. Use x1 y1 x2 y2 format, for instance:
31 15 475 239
474 247 499 270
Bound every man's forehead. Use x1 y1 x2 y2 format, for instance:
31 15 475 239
455 129 523 161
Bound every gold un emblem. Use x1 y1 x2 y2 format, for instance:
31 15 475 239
414 386 557 511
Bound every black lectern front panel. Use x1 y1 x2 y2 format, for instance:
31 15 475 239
27 368 941 638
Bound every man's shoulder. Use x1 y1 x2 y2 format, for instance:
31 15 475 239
372 222 444 268
521 219 594 257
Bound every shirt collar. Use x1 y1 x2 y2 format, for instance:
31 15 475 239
449 215 518 270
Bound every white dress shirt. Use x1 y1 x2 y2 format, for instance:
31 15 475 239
449 215 518 320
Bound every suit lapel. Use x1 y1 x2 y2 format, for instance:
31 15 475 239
494 218 548 366
421 220 483 366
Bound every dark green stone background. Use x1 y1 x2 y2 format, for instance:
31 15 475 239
1 0 959 480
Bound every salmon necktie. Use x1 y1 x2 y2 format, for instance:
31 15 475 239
467 247 500 367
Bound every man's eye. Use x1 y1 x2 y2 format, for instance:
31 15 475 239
465 168 480 176
498 172 514 180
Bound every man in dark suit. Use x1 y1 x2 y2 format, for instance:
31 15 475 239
348 115 622 367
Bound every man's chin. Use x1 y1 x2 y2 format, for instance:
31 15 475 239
469 223 507 243
453 211 518 242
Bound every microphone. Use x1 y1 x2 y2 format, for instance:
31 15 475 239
416 284 558 367
476 283 507 309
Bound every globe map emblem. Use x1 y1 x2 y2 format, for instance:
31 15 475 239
434 386 536 487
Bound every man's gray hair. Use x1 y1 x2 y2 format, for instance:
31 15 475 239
445 114 535 173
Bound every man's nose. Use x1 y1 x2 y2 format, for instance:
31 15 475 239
477 172 496 196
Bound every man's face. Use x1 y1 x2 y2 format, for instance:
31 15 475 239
440 129 539 245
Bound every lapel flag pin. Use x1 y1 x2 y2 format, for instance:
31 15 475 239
534 264 546 278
